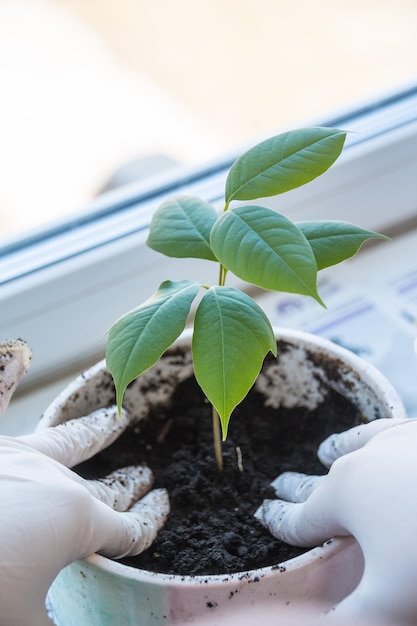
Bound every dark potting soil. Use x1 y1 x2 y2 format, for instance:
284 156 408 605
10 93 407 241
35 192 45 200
75 373 361 577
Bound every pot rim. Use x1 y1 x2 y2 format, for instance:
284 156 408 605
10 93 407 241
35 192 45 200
84 535 358 586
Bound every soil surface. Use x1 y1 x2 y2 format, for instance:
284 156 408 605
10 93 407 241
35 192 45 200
76 372 361 576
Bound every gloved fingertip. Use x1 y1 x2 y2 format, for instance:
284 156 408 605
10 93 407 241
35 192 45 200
76 405 132 443
114 464 155 503
0 339 33 415
271 472 326 502
135 487 170 524
254 499 295 539
254 502 266 524
254 499 275 526
81 405 130 429
317 433 339 467
271 471 303 497
0 338 32 364
115 464 153 482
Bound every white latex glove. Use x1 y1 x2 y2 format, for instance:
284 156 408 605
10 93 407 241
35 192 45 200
0 340 170 626
255 417 416 625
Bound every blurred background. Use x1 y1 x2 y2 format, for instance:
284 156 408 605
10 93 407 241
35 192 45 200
1 0 417 240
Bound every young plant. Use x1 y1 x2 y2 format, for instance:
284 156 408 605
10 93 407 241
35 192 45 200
106 127 386 471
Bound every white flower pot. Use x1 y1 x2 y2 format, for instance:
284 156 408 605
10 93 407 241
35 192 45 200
38 328 406 625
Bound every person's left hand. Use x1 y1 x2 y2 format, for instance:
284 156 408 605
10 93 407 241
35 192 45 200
0 340 170 626
255 416 417 624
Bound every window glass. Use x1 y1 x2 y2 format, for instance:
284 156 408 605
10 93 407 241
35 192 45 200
1 0 417 240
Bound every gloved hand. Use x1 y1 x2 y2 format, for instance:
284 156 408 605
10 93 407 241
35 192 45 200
255 417 416 624
0 340 169 626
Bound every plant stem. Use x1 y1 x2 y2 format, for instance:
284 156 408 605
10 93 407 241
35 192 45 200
212 405 224 472
218 263 227 287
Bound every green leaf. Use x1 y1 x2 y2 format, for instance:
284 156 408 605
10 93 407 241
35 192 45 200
225 127 346 204
147 195 218 261
193 286 277 439
210 205 323 304
106 280 201 411
297 221 388 270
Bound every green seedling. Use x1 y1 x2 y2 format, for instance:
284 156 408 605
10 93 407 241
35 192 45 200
106 127 386 471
